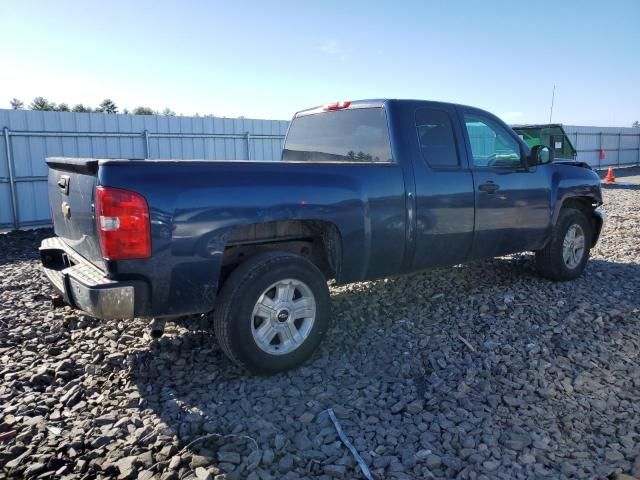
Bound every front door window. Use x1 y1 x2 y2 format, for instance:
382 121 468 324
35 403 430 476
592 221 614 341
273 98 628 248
464 114 522 169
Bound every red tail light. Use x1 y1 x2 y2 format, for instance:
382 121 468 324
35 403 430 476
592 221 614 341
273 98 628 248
95 186 151 260
324 101 351 111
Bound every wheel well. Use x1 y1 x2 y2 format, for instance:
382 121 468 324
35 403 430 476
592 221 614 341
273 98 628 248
561 196 597 215
217 220 341 289
559 196 602 246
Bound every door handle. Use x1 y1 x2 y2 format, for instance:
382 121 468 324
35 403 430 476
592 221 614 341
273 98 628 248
478 181 499 194
57 175 70 195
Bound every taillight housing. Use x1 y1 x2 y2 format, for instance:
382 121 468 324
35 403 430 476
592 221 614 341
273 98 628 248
95 186 151 260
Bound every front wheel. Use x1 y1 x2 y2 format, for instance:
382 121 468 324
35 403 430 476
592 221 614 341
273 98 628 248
535 208 592 281
213 252 330 374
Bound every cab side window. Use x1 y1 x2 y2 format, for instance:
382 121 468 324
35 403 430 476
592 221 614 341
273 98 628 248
415 108 459 168
464 113 522 168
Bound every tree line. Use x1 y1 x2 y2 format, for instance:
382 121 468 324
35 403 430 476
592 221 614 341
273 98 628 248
8 97 640 127
8 97 177 116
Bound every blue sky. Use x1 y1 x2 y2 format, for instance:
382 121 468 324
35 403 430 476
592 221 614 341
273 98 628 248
1 0 639 125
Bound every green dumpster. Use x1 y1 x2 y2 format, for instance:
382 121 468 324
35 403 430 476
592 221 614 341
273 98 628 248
511 124 577 161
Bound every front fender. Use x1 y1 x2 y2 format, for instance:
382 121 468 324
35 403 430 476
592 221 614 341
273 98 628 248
550 166 602 226
547 164 604 248
590 208 606 247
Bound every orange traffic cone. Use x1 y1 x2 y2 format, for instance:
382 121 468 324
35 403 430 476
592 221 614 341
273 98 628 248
603 167 616 183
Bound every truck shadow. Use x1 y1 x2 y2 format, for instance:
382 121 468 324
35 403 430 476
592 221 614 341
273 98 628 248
128 255 640 477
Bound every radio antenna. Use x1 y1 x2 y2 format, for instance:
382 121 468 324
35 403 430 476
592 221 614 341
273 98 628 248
549 84 556 123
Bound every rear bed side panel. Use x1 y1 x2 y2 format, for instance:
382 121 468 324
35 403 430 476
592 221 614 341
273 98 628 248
98 160 407 317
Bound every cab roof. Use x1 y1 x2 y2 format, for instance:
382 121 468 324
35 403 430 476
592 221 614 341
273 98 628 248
294 99 482 118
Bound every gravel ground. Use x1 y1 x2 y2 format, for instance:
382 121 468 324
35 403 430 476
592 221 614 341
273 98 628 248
1 185 639 480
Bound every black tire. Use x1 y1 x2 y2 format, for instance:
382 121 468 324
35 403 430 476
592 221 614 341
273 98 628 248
535 208 592 281
213 251 330 374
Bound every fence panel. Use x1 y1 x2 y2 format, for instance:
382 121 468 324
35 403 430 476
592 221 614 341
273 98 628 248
0 109 287 229
564 125 640 169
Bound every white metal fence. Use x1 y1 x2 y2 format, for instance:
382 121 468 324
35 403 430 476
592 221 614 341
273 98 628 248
0 109 288 229
564 125 640 169
1 109 639 231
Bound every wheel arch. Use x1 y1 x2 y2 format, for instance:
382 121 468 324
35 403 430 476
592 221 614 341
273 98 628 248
552 195 603 247
214 219 343 290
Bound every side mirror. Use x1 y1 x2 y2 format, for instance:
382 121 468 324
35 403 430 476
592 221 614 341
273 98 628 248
530 145 554 166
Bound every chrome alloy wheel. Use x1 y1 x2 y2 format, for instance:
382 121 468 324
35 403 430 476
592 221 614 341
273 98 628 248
562 224 586 269
251 278 316 355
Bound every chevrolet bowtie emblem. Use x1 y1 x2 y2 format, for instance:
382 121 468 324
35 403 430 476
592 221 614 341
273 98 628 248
61 202 71 218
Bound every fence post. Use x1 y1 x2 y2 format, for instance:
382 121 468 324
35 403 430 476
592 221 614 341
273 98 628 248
3 127 19 230
245 132 252 161
617 132 621 167
143 130 150 159
599 132 603 169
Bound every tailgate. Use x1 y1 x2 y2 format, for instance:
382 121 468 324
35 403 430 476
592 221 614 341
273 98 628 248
46 158 105 269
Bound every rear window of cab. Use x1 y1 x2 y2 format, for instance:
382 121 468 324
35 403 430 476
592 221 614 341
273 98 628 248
282 108 393 163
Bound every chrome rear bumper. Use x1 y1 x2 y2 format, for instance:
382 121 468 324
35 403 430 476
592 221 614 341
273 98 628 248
40 237 135 319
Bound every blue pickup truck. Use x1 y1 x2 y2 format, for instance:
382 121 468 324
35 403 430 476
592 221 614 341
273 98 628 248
40 99 604 373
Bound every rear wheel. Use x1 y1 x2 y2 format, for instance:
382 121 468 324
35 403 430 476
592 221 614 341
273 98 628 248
535 208 592 281
213 252 330 374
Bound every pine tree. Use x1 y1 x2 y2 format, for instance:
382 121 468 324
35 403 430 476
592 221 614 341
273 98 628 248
30 97 55 111
133 106 155 115
72 104 92 113
99 99 118 114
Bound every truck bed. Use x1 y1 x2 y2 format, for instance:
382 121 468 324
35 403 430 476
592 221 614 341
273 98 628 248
45 157 408 317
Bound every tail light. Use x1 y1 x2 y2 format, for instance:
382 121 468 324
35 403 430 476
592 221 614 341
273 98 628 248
95 186 151 260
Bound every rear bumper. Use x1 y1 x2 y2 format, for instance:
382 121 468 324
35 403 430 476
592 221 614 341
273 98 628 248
40 237 136 319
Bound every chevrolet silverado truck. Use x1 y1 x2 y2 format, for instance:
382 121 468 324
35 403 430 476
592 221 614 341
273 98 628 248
40 99 605 373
